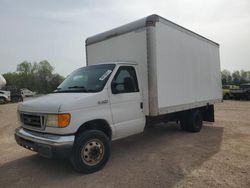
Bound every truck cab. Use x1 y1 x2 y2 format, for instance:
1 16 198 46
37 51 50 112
15 62 145 173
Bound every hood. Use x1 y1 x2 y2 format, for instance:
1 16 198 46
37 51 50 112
18 92 106 113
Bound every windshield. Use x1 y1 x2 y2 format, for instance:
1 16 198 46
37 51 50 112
54 64 116 93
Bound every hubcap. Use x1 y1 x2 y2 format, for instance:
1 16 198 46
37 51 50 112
81 139 104 166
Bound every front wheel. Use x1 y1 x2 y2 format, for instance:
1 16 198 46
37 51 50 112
70 130 110 174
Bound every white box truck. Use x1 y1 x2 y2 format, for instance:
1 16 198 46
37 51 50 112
15 14 222 173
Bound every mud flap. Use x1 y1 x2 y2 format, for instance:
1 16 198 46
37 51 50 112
202 105 214 122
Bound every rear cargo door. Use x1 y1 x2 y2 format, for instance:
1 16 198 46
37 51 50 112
109 65 145 139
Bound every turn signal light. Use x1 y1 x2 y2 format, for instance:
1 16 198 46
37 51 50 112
58 114 71 128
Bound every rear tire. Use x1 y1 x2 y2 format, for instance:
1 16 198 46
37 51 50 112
180 110 203 132
70 130 110 174
187 110 203 132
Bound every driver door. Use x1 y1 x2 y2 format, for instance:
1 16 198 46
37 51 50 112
109 65 145 139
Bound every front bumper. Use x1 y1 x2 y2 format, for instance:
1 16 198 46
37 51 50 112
15 127 75 158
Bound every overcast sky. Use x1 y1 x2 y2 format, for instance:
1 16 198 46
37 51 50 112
0 0 250 76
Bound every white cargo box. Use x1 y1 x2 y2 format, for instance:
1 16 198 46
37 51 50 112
86 14 222 116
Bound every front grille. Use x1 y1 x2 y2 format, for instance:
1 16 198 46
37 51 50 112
20 113 45 129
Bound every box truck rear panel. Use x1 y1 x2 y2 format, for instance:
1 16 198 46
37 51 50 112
155 21 221 114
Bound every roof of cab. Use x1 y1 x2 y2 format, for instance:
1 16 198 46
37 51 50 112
88 61 137 66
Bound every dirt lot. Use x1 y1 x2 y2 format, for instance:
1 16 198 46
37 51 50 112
0 100 250 188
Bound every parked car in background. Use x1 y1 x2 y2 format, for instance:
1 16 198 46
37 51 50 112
0 90 11 104
222 85 238 100
2 86 23 103
21 88 35 97
230 83 250 100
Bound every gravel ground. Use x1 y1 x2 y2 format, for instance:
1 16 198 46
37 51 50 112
0 100 250 188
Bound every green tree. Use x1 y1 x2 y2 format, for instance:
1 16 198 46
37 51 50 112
232 71 241 85
17 61 33 74
221 70 231 85
36 61 55 93
3 60 64 94
49 74 65 92
240 70 248 83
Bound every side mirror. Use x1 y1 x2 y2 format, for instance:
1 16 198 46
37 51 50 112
111 81 118 94
124 77 134 92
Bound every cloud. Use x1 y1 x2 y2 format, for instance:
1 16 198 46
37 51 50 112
0 0 250 75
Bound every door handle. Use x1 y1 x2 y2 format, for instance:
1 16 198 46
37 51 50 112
140 102 143 109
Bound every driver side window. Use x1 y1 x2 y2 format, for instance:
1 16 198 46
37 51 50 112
111 66 139 94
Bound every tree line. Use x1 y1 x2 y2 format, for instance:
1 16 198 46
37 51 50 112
221 70 250 85
3 61 250 94
3 61 64 94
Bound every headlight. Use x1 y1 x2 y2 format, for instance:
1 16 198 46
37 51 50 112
46 114 71 128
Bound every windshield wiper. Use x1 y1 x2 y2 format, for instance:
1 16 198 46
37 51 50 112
52 86 97 93
67 86 88 92
68 86 86 89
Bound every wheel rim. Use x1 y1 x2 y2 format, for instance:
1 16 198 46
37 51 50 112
81 139 105 166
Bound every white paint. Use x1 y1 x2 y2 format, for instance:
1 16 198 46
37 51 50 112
107 64 145 139
18 90 115 137
86 29 149 115
155 21 222 114
17 16 222 143
17 62 145 140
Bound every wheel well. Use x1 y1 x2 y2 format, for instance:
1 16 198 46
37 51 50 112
76 119 112 140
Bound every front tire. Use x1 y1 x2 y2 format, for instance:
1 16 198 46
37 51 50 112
70 130 110 174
